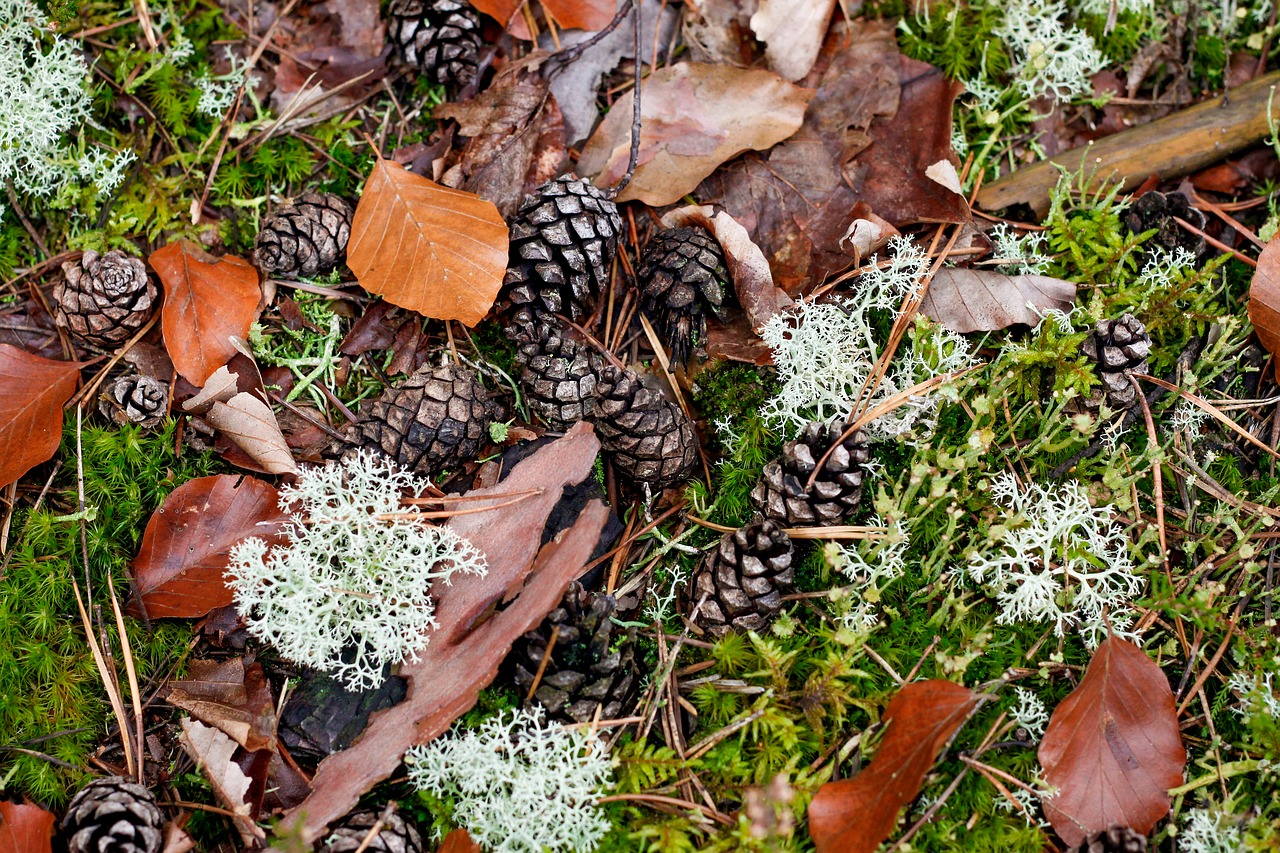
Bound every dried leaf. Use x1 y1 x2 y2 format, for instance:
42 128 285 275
179 718 264 845
182 364 239 413
348 155 509 326
0 800 55 853
840 203 899 260
751 0 837 81
152 241 261 386
1039 636 1185 846
438 829 481 853
131 474 288 619
809 680 979 853
165 658 278 752
920 269 1077 333
1249 235 1280 365
580 62 812 206
0 345 80 488
205 392 300 476
470 0 614 34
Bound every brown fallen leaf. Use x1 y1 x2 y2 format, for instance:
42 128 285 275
151 241 260 386
0 800 55 853
579 62 812 206
750 0 837 81
131 474 288 619
920 269 1077 333
470 0 614 35
205 392 300 476
0 345 80 488
437 829 481 853
348 155 509 327
276 423 607 844
809 680 979 853
1249 235 1280 368
165 658 278 752
180 718 264 845
1039 636 1185 846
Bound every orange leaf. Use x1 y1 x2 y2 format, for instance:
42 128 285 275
0 344 80 488
348 156 508 327
1249 235 1280 367
0 800 56 853
809 680 979 853
1039 636 1185 846
469 0 614 34
152 241 260 386
438 828 481 853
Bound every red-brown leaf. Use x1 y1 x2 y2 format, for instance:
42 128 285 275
0 344 80 488
1249 235 1280 365
164 658 278 752
132 475 288 619
0 800 55 853
438 829 481 853
809 680 979 853
1039 636 1185 846
152 241 261 386
469 0 613 33
347 155 509 326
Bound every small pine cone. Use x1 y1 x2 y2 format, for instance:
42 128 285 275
689 519 794 636
592 365 698 488
513 322 604 430
1123 190 1206 258
1067 826 1148 853
255 192 354 279
751 422 870 526
346 363 499 477
509 581 638 724
500 176 623 328
54 250 157 350
99 374 168 429
638 226 730 364
60 776 164 853
1081 313 1151 411
320 808 426 853
386 0 482 89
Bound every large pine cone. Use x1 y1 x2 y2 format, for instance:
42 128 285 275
345 362 499 476
592 365 699 488
638 226 730 364
1123 190 1206 258
501 176 622 329
1067 826 1147 853
386 0 482 89
60 776 164 853
99 374 168 429
509 581 638 724
1081 313 1151 411
320 808 426 853
751 422 870 526
54 250 158 350
254 192 353 279
689 519 794 636
514 321 604 430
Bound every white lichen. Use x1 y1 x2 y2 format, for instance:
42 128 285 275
405 708 612 853
989 223 1052 275
1135 246 1197 292
1178 808 1244 853
1226 670 1280 721
226 451 487 690
824 515 910 629
1009 686 1049 738
996 0 1105 101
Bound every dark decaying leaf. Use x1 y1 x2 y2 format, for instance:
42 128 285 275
279 667 408 760
164 658 278 752
131 474 289 619
0 344 80 488
809 680 979 853
1248 235 1280 366
0 800 55 853
1039 636 1185 846
921 269 1077 333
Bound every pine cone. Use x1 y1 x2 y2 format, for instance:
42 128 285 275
1067 826 1148 853
1123 190 1206 258
592 365 698 488
751 422 870 526
99 374 168 429
1081 313 1151 411
255 192 354 279
638 226 730 364
386 0 482 89
345 362 499 477
689 519 794 636
60 776 164 853
320 808 426 853
54 250 157 350
513 321 604 430
509 581 638 724
501 176 622 328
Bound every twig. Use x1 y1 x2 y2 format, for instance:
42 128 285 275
610 0 643 196
525 625 561 702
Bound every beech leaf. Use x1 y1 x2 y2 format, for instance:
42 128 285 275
131 474 288 619
920 268 1077 333
809 680 979 853
579 62 812 206
469 0 614 34
152 241 260 387
438 829 481 853
1248 235 1280 364
164 658 278 752
179 718 263 845
0 800 55 853
348 155 509 326
0 344 80 488
750 0 837 81
205 392 300 475
1039 636 1185 846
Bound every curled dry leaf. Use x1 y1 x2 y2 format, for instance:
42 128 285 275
0 800 55 853
841 202 899 261
0 344 80 488
1039 636 1185 846
1248 235 1280 365
750 0 837 81
164 658 278 752
920 268 1077 333
151 241 260 387
205 392 300 476
579 62 812 206
131 474 288 619
809 680 979 853
348 155 509 327
179 718 264 845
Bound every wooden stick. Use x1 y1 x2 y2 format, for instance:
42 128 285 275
976 71 1280 215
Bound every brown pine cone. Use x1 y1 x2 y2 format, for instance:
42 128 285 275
320 808 426 853
592 365 698 489
386 0 483 89
751 422 870 526
689 518 795 636
255 192 354 279
60 776 164 853
54 250 158 350
1123 190 1206 258
638 226 730 364
513 321 604 430
1067 826 1148 853
99 374 168 429
1081 313 1151 411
